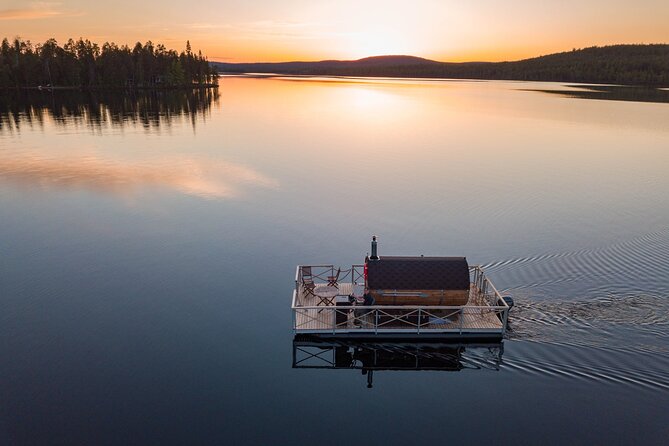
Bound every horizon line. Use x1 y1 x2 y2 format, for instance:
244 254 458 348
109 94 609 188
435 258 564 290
211 42 669 65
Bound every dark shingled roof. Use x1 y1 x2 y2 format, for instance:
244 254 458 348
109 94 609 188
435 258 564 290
367 256 470 290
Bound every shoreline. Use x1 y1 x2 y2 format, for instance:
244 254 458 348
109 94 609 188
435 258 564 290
1 84 219 92
218 72 668 89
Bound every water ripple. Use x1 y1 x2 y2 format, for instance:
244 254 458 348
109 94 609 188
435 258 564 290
488 229 669 392
503 351 669 391
490 228 669 299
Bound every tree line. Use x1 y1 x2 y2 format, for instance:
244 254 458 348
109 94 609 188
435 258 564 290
214 44 669 86
0 37 218 89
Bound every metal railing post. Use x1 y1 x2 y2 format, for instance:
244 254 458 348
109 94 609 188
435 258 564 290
417 308 421 334
459 308 463 335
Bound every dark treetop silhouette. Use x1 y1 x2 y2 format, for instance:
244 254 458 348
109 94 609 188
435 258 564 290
0 38 218 89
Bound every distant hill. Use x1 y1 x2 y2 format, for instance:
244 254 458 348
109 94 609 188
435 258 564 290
212 45 669 86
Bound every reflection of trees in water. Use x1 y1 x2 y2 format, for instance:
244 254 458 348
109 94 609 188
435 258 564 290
531 85 669 104
0 89 219 132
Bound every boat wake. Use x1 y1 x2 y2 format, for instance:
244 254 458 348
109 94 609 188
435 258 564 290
501 342 669 392
482 229 669 392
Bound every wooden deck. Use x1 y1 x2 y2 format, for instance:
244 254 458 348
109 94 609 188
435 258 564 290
294 282 504 337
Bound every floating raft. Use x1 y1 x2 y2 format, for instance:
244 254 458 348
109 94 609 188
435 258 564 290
292 264 509 339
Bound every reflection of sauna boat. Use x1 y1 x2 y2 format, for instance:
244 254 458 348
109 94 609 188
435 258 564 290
292 237 511 339
293 336 504 388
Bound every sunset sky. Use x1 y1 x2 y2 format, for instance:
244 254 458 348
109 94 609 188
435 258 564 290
1 0 668 62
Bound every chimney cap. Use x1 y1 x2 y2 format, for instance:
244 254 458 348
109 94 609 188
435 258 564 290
370 235 379 260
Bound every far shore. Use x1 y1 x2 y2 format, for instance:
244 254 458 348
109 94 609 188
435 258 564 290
212 45 669 88
1 84 219 92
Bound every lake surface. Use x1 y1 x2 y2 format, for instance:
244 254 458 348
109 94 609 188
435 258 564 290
1 78 668 445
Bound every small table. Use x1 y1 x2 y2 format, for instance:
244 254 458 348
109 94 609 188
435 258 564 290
315 287 339 308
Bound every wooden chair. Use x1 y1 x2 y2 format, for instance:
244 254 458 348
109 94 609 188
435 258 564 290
327 268 341 288
301 266 316 298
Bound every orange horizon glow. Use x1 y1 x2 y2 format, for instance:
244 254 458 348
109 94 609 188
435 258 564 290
1 1 668 64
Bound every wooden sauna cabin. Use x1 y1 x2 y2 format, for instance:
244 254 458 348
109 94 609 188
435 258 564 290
365 256 470 306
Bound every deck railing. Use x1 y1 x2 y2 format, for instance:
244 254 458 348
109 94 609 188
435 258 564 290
292 303 508 334
293 264 509 335
294 264 364 306
294 265 363 286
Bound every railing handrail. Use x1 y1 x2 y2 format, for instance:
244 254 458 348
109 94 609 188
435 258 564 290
293 306 508 332
292 304 508 310
484 276 507 306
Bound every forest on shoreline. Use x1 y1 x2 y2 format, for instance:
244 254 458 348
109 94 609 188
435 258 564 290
213 45 669 86
0 37 218 89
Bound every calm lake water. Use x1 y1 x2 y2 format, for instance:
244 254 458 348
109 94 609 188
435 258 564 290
1 78 668 445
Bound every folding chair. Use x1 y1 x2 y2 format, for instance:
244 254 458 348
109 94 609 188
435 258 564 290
301 266 316 298
327 268 341 288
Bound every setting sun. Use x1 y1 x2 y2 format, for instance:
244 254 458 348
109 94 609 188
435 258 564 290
343 29 413 59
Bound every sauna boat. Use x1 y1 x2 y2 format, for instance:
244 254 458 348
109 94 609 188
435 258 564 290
291 237 510 339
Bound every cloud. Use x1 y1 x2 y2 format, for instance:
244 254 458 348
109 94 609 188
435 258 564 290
0 154 278 200
184 23 220 30
0 9 60 20
0 2 82 21
183 20 352 41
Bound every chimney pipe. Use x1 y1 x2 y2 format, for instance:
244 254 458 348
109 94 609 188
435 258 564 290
370 235 379 261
